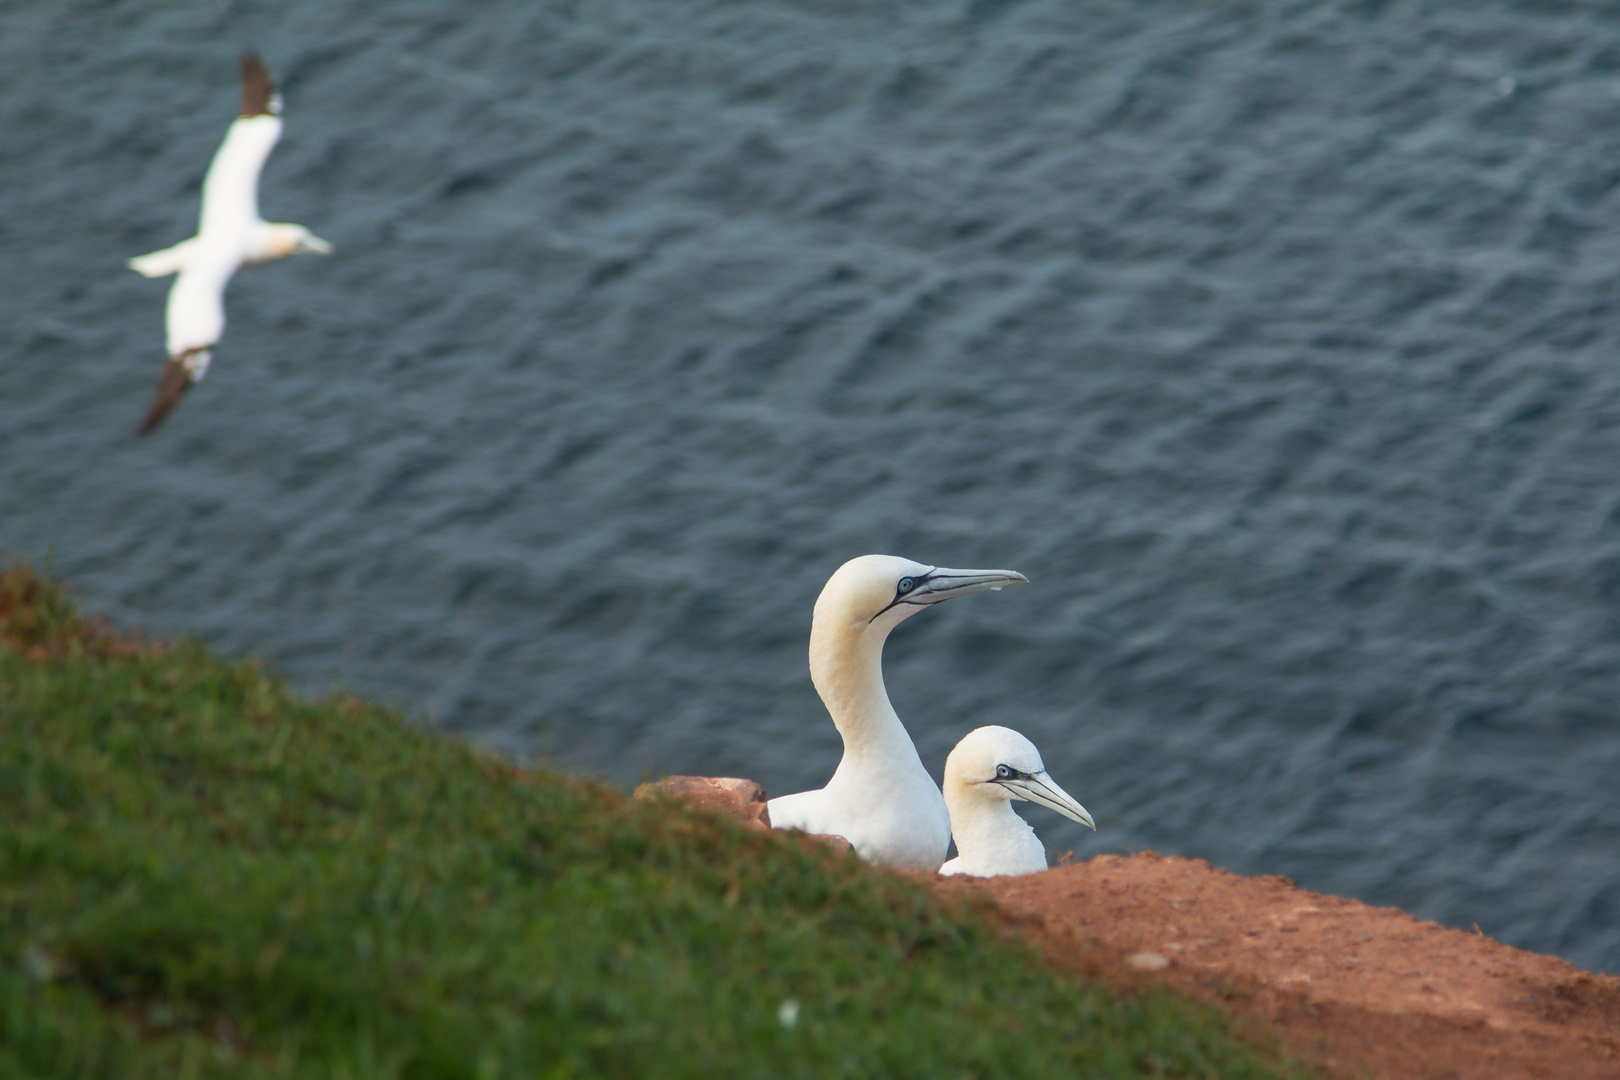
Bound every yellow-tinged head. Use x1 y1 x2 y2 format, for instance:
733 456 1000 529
945 725 1095 830
263 222 334 260
813 554 1028 637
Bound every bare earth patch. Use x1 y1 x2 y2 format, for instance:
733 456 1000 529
594 774 1620 1077
935 852 1620 1080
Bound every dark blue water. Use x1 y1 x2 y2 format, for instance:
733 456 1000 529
3 0 1618 972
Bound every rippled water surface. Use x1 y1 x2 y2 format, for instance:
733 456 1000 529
3 0 1618 972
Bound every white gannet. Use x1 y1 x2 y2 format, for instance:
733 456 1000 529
939 725 1095 877
129 52 332 435
767 555 1028 871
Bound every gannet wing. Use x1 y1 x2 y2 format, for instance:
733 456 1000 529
137 256 233 434
197 54 283 237
138 354 202 435
163 256 231 358
238 52 278 119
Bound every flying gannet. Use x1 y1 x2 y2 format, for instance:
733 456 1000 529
939 725 1095 877
129 52 332 435
767 555 1028 871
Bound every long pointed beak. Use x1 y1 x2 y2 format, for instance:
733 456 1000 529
300 235 334 256
1000 772 1096 830
912 567 1028 604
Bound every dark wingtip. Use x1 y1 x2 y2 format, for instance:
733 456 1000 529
239 52 278 118
137 356 197 436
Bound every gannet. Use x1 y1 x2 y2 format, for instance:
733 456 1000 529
129 53 332 435
767 555 1028 871
939 725 1095 877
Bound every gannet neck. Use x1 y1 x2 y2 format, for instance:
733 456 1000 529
808 601 910 759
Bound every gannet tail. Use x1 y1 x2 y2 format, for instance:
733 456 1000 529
128 239 198 279
137 348 210 435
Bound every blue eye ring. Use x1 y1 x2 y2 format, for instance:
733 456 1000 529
897 577 915 594
996 764 1013 779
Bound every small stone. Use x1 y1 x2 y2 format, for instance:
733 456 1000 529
21 945 55 982
633 776 771 829
1128 951 1170 972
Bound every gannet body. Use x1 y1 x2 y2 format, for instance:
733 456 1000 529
129 53 332 435
768 555 1028 871
939 725 1095 877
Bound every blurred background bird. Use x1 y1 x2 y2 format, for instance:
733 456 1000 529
128 52 331 435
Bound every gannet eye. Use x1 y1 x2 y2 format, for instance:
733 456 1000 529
995 764 1013 779
897 577 916 594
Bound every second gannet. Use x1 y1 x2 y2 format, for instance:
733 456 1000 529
129 53 332 435
767 555 1028 871
939 725 1095 877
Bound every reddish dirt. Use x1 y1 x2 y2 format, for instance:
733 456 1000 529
653 777 1620 1077
936 852 1620 1080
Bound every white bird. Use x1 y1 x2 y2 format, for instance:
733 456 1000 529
768 555 1028 871
129 53 332 435
939 725 1095 878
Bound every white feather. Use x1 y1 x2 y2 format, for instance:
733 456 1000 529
127 239 197 279
766 556 1027 872
197 115 282 237
163 253 233 360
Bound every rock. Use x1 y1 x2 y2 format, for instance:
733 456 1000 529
633 775 771 830
630 777 858 856
1128 951 1171 972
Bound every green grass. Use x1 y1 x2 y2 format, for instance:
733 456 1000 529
0 562 1310 1079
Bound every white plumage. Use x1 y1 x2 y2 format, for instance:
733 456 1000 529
129 53 331 435
767 555 1028 871
939 725 1095 878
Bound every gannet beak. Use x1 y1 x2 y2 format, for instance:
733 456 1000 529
999 771 1096 831
910 567 1028 604
299 234 334 256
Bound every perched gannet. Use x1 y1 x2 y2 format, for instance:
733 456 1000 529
129 53 332 435
768 555 1028 871
939 725 1095 877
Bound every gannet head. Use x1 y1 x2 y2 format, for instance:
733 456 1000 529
265 223 334 259
944 725 1095 830
816 554 1028 640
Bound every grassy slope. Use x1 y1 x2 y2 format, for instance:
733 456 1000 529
0 563 1310 1079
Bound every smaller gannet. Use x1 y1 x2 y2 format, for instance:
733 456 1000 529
939 725 1095 877
129 53 332 435
768 555 1028 871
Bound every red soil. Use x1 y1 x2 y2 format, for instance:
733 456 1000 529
645 778 1620 1077
938 852 1620 1080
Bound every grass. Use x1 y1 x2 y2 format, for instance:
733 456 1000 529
0 561 1311 1079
